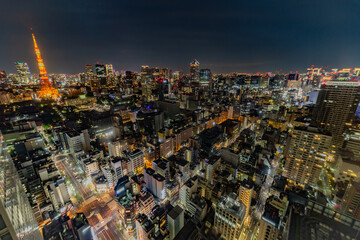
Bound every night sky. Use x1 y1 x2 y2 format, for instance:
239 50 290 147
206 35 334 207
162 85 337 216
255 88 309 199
2 0 360 74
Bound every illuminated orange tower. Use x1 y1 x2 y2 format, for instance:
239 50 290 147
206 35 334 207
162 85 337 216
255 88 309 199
31 31 60 99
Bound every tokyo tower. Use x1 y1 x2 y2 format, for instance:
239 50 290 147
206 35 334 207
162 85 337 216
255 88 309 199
31 31 60 99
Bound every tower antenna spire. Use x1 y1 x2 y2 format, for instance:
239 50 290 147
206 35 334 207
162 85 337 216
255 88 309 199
31 31 60 99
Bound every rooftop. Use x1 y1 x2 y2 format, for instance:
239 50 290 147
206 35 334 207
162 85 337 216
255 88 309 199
168 205 184 220
217 193 246 220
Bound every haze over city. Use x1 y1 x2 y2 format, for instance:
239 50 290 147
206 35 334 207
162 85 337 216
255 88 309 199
2 0 360 73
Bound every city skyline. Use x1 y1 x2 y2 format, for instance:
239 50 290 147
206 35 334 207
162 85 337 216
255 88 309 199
2 0 360 74
2 1 360 240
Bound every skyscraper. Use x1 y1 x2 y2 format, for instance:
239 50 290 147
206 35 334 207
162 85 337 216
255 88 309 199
31 32 60 99
341 181 360 219
190 59 200 83
15 62 32 84
85 64 93 82
306 66 322 87
199 68 211 85
105 64 115 86
238 179 254 220
105 64 114 76
167 205 184 240
95 63 106 78
214 193 246 240
312 80 360 148
95 63 106 87
283 126 333 186
0 131 42 239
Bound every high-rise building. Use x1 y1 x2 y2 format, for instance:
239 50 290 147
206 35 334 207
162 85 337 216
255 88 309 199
167 205 184 240
306 66 322 87
111 157 126 181
344 130 360 161
108 140 127 158
354 68 360 77
95 64 106 78
144 168 166 200
0 131 42 239
179 177 198 210
214 193 246 240
15 62 32 84
60 129 90 153
341 181 360 219
199 69 211 85
283 126 333 186
95 63 106 87
258 195 289 240
238 179 254 220
105 64 114 76
312 80 360 148
85 64 93 82
0 202 18 240
190 59 200 83
286 72 301 88
141 65 153 101
205 155 220 184
124 149 144 174
160 68 169 79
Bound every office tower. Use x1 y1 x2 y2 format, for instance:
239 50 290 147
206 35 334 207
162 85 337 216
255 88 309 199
190 59 200 83
204 155 220 184
284 126 333 186
167 205 184 240
214 193 246 240
106 64 115 86
269 74 285 89
306 66 322 87
199 69 211 85
0 203 18 240
111 157 125 181
0 131 42 239
85 64 93 82
124 149 144 174
354 68 360 77
95 63 106 87
95 63 106 78
344 130 360 161
61 129 90 153
259 75 269 88
31 32 60 99
144 168 166 200
238 179 254 220
108 140 127 157
312 80 360 148
173 71 181 81
141 65 153 101
341 181 360 219
179 177 198 210
105 64 114 76
286 72 301 88
15 62 32 84
141 65 152 83
337 68 352 80
160 68 169 79
0 71 7 84
258 195 289 240
250 75 261 88
125 71 135 83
